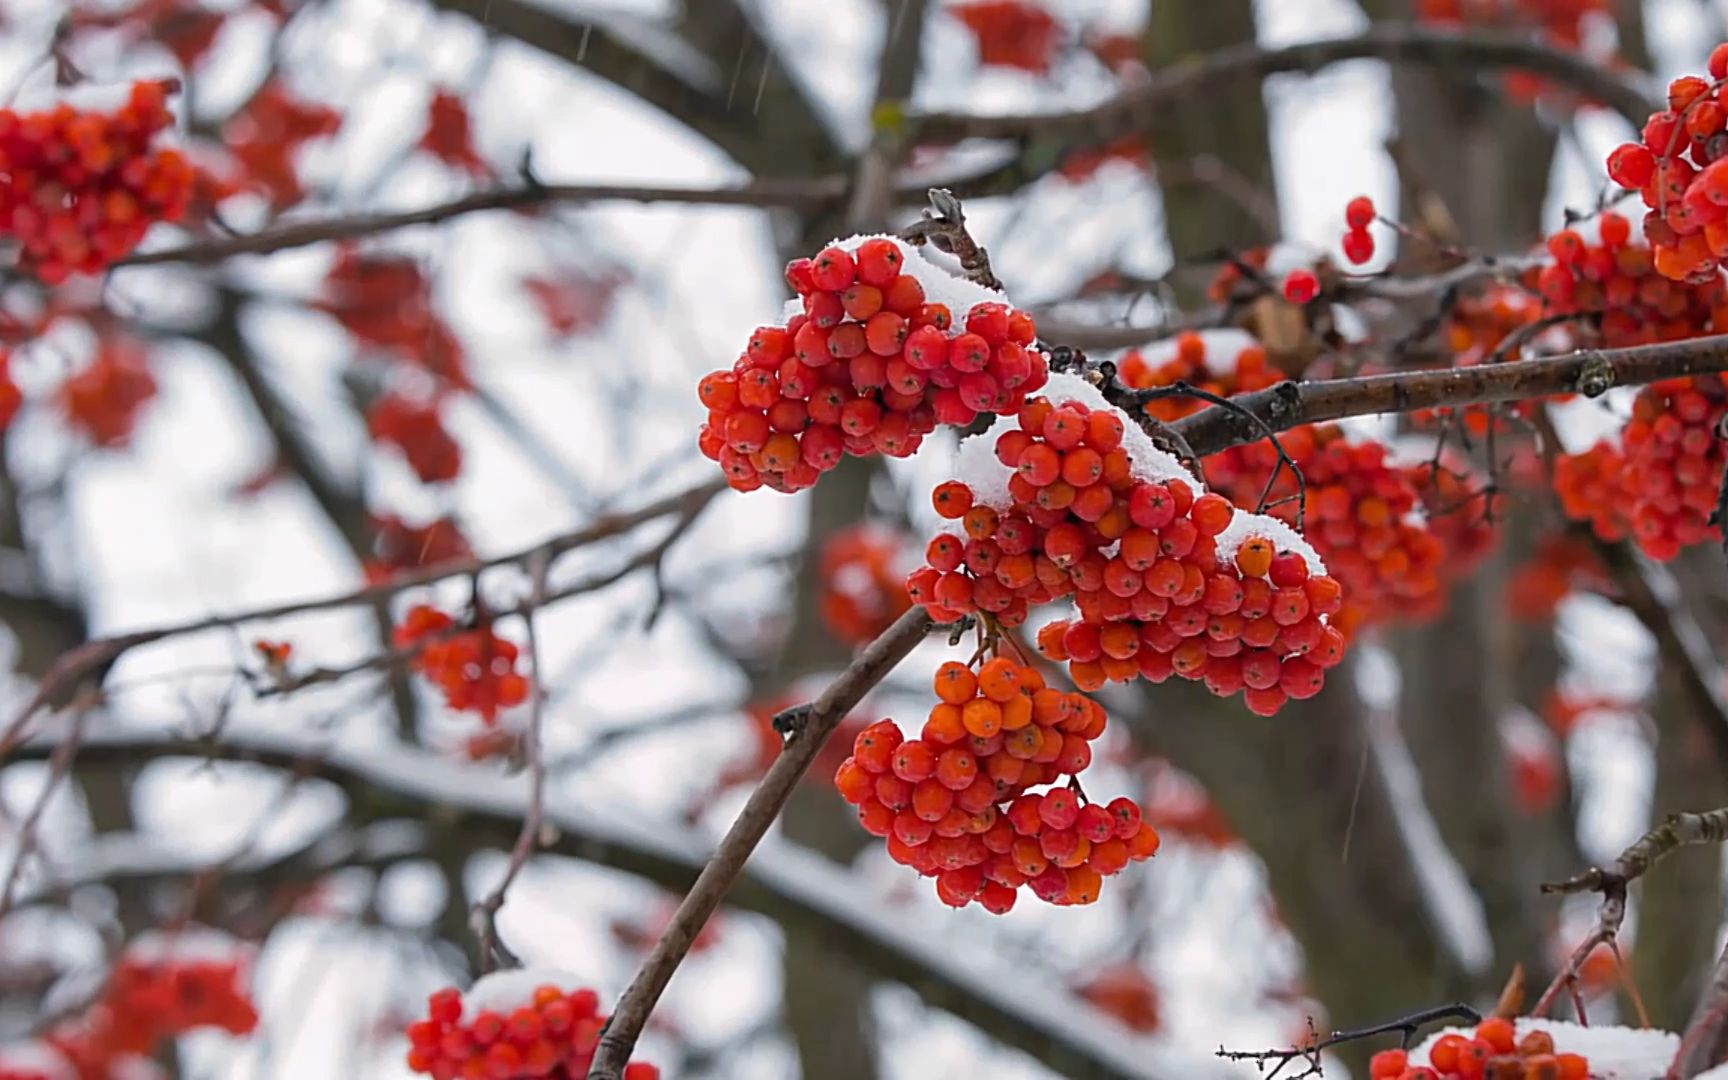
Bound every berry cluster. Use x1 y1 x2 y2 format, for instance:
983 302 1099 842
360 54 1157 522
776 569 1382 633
367 513 474 581
904 389 1345 715
44 931 257 1078
521 268 625 341
1116 332 1286 423
1373 1018 1588 1079
835 653 1159 910
1506 534 1607 622
395 604 528 722
1535 214 1728 344
1074 964 1161 1033
59 337 158 447
0 80 192 282
406 977 658 1080
418 90 491 179
1142 762 1236 849
321 248 470 388
1416 0 1609 101
697 236 1048 493
1205 424 1461 638
1553 375 1728 560
220 80 342 211
950 1 1062 75
1508 731 1563 816
819 524 913 646
369 393 462 484
1608 49 1728 280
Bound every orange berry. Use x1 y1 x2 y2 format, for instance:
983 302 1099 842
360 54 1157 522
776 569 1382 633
933 661 978 704
961 698 1003 738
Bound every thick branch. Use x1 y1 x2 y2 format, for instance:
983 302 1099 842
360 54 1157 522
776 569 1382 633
424 0 839 176
911 26 1651 149
17 723 1190 1080
587 606 936 1078
119 181 843 267
1169 336 1728 457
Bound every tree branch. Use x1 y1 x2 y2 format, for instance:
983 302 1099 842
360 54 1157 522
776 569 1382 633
0 481 724 758
1169 335 1728 457
119 181 843 267
911 26 1652 150
17 723 1192 1080
587 606 938 1078
1536 809 1728 1019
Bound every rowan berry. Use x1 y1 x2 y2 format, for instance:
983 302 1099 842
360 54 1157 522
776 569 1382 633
1342 227 1376 265
1282 269 1320 304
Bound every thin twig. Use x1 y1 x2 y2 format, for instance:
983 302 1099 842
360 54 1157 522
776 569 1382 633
1534 808 1728 1019
117 181 844 267
900 189 1003 290
585 607 940 1079
0 481 723 759
1217 1002 1481 1079
469 551 552 971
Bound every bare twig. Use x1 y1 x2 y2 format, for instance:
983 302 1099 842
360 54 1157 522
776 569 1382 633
0 709 90 922
118 182 843 267
1217 1002 1481 1079
585 607 940 1079
469 551 552 972
1673 940 1728 1078
900 189 1003 290
1535 809 1728 1019
0 482 724 759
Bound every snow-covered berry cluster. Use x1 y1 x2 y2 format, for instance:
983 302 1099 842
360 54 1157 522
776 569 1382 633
698 236 1048 493
905 379 1345 716
1376 1017 1590 1079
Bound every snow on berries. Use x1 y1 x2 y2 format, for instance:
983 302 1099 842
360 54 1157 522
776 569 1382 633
697 235 1047 493
905 375 1344 716
405 973 659 1080
1554 374 1728 560
1206 423 1490 639
1607 48 1728 281
834 651 1158 911
0 80 193 283
395 604 529 722
1387 1017 1604 1080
